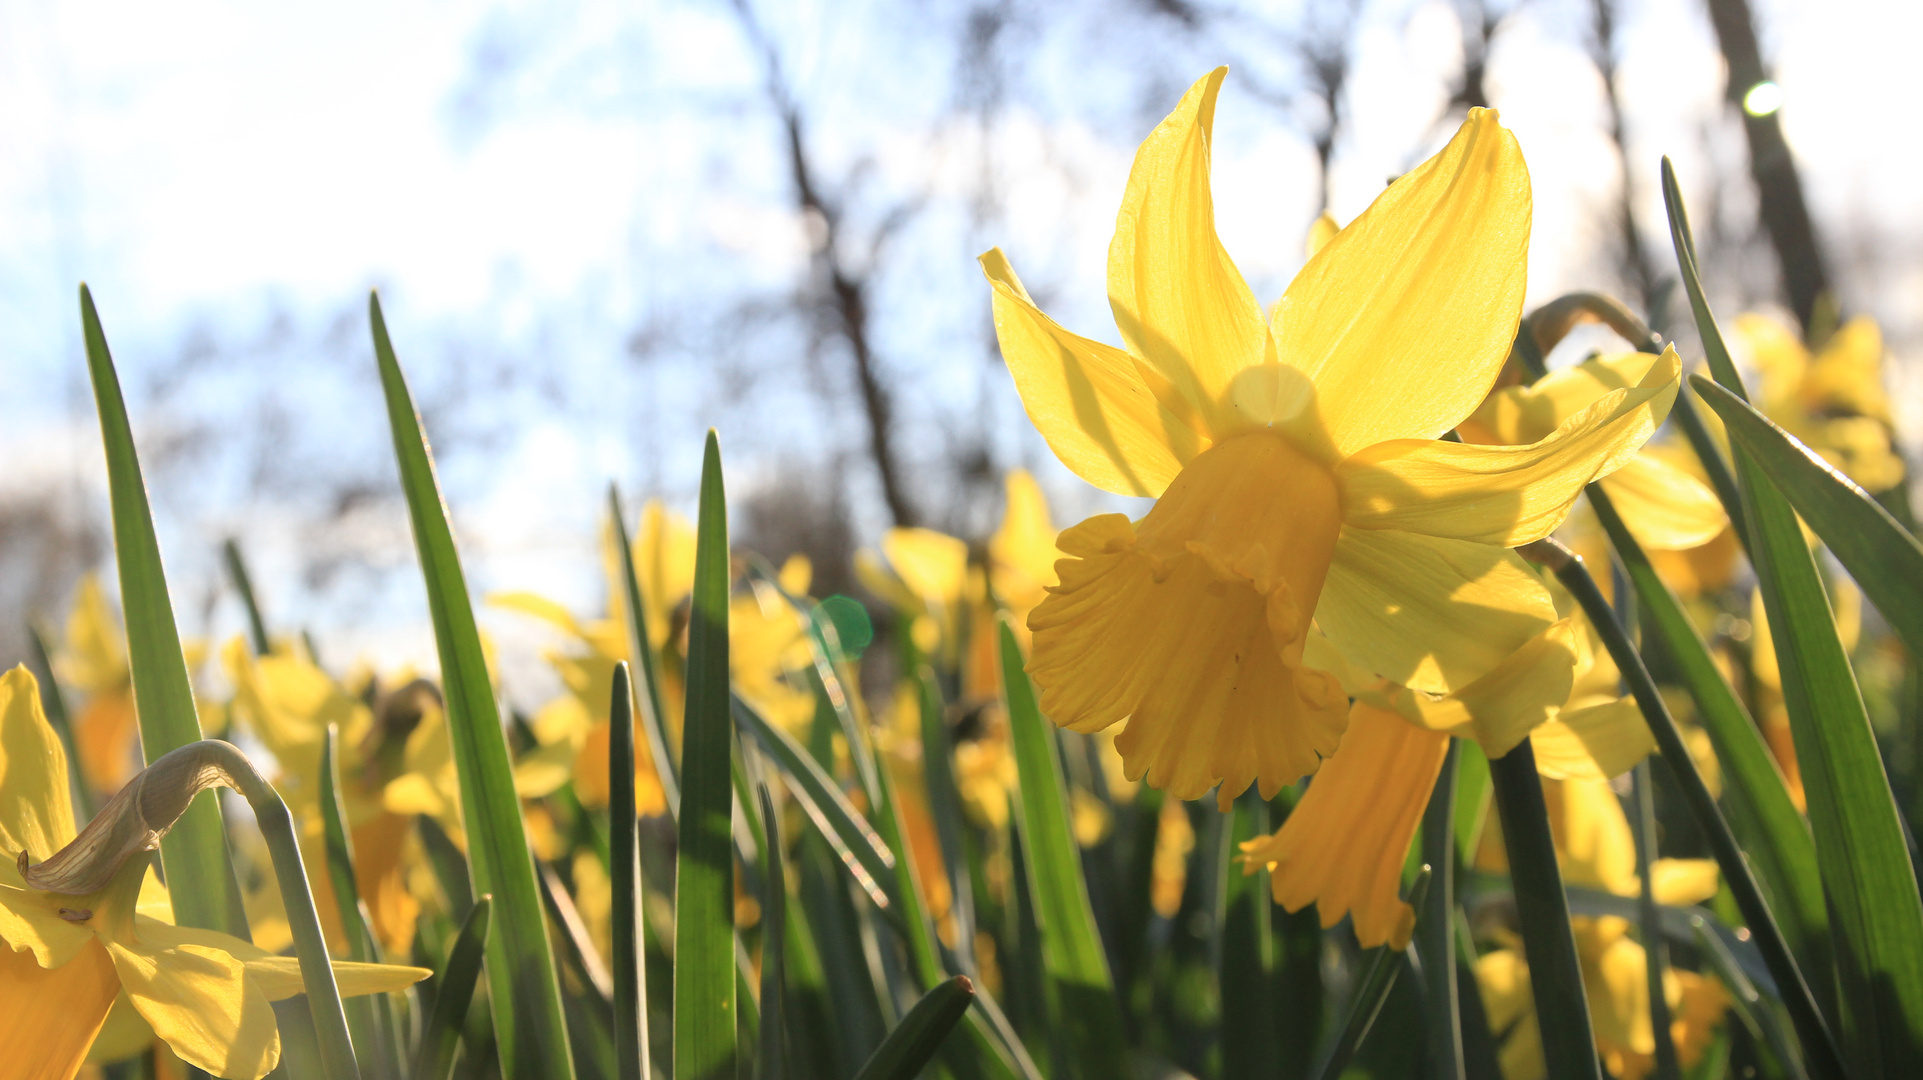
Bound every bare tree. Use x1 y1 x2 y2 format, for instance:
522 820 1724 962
727 0 923 529
1589 0 1665 321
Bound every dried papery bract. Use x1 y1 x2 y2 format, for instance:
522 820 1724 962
24 740 266 895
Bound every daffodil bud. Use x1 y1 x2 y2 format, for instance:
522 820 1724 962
22 739 268 896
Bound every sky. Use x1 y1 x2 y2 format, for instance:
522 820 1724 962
3 0 1919 699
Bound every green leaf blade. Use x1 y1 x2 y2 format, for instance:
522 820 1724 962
674 430 738 1080
997 621 1126 1080
416 896 494 1080
370 294 574 1080
79 285 250 939
852 976 978 1080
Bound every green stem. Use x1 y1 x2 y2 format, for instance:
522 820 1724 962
610 662 651 1080
1420 740 1464 1080
1629 760 1682 1080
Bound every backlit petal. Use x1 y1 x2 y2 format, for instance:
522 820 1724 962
1650 859 1721 907
1546 777 1637 896
1273 108 1529 458
1531 698 1654 781
1370 620 1579 759
1337 348 1679 545
1597 455 1727 551
982 248 1201 495
882 528 970 614
243 956 431 1001
1241 702 1448 949
1464 351 1669 445
0 666 79 860
1317 527 1557 694
1108 67 1269 437
108 935 280 1080
0 936 118 1080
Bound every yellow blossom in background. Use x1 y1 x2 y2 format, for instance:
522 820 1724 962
857 524 976 673
54 576 141 799
983 68 1679 809
1474 776 1727 1080
1734 312 1905 493
986 469 1061 631
0 666 427 1080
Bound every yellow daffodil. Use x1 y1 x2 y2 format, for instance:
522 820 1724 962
857 525 977 671
982 68 1679 807
1734 312 1904 493
54 576 141 799
986 470 1061 630
0 666 427 1080
1474 776 1728 1080
223 640 465 956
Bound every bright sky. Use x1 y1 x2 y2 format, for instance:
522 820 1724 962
3 0 1918 688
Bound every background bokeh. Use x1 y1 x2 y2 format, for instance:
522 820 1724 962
3 0 1918 703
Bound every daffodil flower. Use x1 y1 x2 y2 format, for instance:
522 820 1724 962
1473 776 1727 1080
0 666 427 1080
856 525 975 669
981 68 1679 806
1736 312 1904 493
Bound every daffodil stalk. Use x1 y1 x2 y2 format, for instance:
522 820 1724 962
1522 532 1846 1080
24 738 361 1080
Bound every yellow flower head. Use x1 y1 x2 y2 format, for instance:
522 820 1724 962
0 666 425 1080
987 469 1061 628
982 69 1678 807
1735 312 1904 493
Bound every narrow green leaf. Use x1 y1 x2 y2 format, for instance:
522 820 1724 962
610 662 651 1080
732 692 894 910
1587 485 1832 1001
1420 741 1464 1080
997 620 1127 1080
916 667 977 968
1451 739 1490 875
852 976 978 1080
1218 788 1276 1077
417 897 494 1080
1692 917 1810 1080
675 430 737 1080
1629 762 1682 1080
1694 377 1923 659
1546 542 1843 1079
79 284 249 938
610 485 681 816
370 293 574 1080
1310 871 1428 1080
1486 738 1602 1080
757 783 788 1080
1664 180 1923 1076
224 536 273 656
322 725 397 1074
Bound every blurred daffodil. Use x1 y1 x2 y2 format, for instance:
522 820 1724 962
1474 776 1727 1080
858 525 976 671
0 666 427 1080
982 69 1678 807
986 469 1061 631
54 576 142 799
1734 312 1905 493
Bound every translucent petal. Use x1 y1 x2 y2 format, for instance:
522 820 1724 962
1317 527 1557 695
1463 351 1669 445
988 469 1061 622
1272 108 1530 458
1107 67 1269 438
1336 348 1679 545
108 935 280 1080
0 666 79 859
1546 777 1637 896
981 248 1200 496
243 956 432 1001
1240 702 1448 949
882 527 970 614
1372 619 1580 759
1597 455 1727 551
1531 697 1654 781
0 936 118 1080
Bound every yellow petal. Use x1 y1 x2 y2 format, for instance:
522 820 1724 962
1304 211 1338 259
1317 527 1557 694
1241 702 1448 949
1597 455 1727 551
1107 67 1269 438
981 248 1200 496
1379 620 1580 759
242 956 432 1001
0 936 119 1080
1734 312 1809 412
107 935 280 1080
1465 351 1670 445
1651 859 1721 907
0 666 78 862
1025 433 1349 803
1475 949 1547 1080
882 528 970 614
488 591 586 637
988 469 1061 620
87 990 158 1066
1809 315 1890 422
1531 698 1654 781
1545 777 1637 896
1336 348 1679 545
1273 108 1529 458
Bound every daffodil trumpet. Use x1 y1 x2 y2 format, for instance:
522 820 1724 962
24 737 362 1080
1522 535 1845 1078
